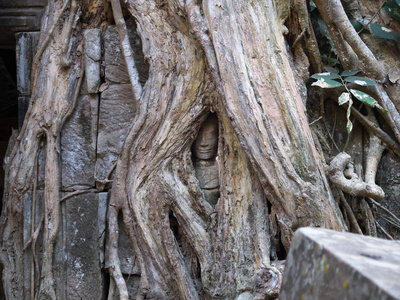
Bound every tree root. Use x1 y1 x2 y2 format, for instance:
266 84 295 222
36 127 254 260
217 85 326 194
61 0 78 68
328 152 385 200
313 0 384 79
110 0 142 102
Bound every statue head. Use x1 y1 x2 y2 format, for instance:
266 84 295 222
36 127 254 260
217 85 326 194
193 114 219 160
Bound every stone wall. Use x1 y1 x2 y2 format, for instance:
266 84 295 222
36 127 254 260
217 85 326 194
17 21 148 299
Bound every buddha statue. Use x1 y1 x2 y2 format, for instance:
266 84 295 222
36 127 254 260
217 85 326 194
192 114 220 206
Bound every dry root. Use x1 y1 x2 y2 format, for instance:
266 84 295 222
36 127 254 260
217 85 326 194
328 152 384 200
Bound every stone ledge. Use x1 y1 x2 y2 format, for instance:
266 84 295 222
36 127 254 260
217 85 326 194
280 227 400 300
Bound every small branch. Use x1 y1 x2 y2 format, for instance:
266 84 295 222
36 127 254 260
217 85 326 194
360 198 377 237
338 190 363 235
340 103 400 158
367 197 400 227
59 162 116 203
375 220 394 240
291 28 306 50
380 215 400 231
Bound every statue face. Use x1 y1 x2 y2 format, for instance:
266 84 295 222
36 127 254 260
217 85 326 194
193 115 219 160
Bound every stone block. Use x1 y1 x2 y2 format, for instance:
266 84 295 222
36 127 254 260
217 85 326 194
280 227 400 300
103 23 148 85
61 94 98 191
65 193 105 299
103 25 129 84
18 96 29 129
96 84 135 180
16 32 40 96
84 29 101 93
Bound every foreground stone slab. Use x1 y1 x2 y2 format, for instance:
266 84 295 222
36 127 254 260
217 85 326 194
280 227 400 300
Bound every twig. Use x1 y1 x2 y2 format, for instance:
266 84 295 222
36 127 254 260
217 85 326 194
309 116 322 126
379 214 400 231
291 28 306 50
338 190 363 235
375 220 394 240
337 102 400 158
357 2 386 34
59 162 116 203
367 197 400 226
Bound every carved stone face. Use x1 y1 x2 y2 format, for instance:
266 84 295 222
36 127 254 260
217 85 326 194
193 115 219 160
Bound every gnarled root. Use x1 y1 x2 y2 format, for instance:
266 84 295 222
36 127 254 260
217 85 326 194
328 152 384 200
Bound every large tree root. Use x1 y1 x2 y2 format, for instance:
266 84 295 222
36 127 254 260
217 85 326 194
328 152 384 200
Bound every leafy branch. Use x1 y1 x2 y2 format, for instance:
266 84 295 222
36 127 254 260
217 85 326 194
311 67 387 133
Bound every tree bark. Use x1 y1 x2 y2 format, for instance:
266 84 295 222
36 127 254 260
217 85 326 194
13 0 400 299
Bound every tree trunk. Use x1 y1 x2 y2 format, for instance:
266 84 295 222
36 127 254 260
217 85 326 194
3 0 399 298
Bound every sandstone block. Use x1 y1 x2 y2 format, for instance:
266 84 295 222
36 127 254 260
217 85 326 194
16 32 40 96
61 94 98 191
280 227 400 300
65 193 105 299
84 29 101 93
103 23 148 85
96 84 135 180
18 96 29 129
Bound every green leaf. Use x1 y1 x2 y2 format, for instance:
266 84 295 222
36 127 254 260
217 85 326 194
344 76 378 86
311 77 342 88
350 89 388 112
338 92 351 105
310 72 340 80
370 23 400 42
349 89 376 106
341 70 359 77
324 66 339 74
384 1 400 21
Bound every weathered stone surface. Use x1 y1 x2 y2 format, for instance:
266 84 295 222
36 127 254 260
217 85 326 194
84 29 101 93
236 291 253 300
103 25 129 84
376 154 400 240
16 32 40 96
18 96 29 129
280 227 400 300
61 94 98 191
65 193 105 299
97 192 108 267
96 84 135 180
103 23 148 85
